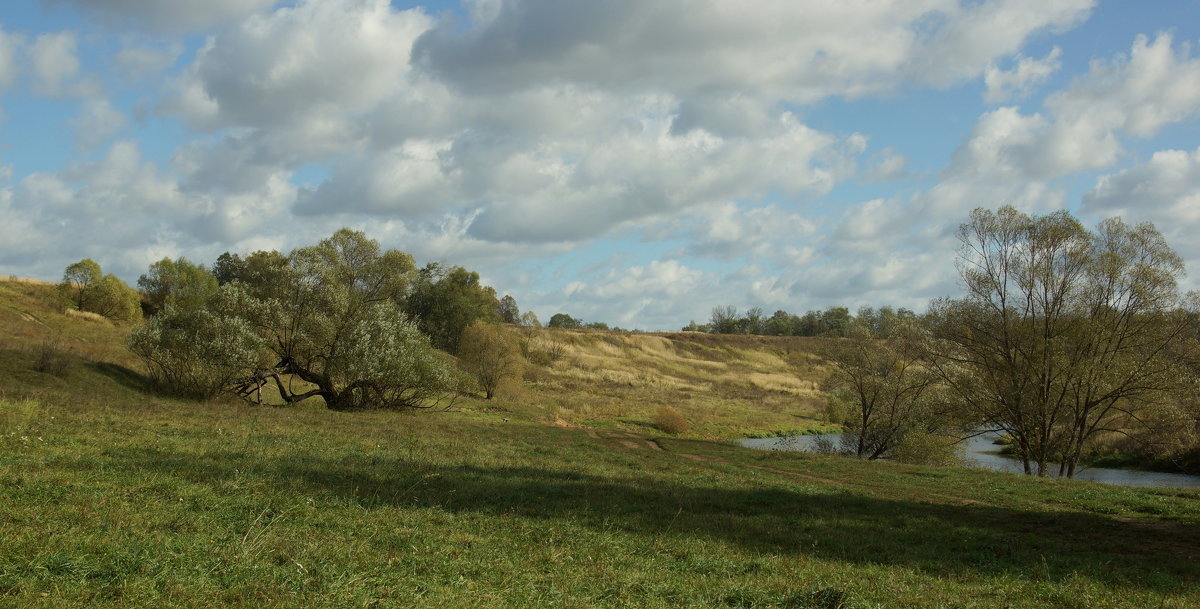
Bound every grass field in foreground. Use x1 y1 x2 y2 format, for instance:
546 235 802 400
1 278 1199 608
2 366 1198 608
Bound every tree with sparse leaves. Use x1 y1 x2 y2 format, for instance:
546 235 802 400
929 206 1197 477
498 294 520 324
822 323 946 461
458 320 524 399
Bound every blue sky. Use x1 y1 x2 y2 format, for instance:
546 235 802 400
2 0 1199 329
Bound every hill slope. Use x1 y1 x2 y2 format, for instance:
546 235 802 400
2 278 1198 608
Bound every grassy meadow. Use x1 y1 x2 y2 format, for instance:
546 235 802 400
2 278 1199 608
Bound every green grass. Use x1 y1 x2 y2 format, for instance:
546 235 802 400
2 279 1199 608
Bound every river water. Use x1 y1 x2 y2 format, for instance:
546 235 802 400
737 432 1200 488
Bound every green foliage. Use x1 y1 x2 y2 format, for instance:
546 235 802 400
547 312 582 329
128 283 268 399
458 320 524 399
518 310 541 327
129 229 456 410
497 294 520 324
59 258 101 310
56 259 141 322
406 263 500 352
820 324 946 461
137 256 218 315
889 431 964 466
931 206 1196 477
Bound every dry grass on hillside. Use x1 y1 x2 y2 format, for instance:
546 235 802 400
0 279 139 370
515 327 836 438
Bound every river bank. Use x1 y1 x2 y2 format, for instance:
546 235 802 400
737 432 1200 488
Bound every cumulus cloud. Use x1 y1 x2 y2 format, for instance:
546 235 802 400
953 33 1200 182
550 259 715 327
415 0 1092 101
984 46 1062 103
1083 147 1200 263
0 140 302 279
171 0 433 132
29 31 80 97
71 99 128 150
114 42 181 80
866 149 909 181
673 203 818 262
44 0 282 32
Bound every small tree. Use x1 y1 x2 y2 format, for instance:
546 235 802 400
498 294 520 324
406 263 501 352
709 305 739 334
821 324 944 460
129 284 268 399
458 320 524 399
60 259 102 310
138 257 219 315
547 313 582 329
58 259 140 322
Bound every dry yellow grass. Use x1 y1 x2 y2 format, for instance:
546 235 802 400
4 275 54 285
65 309 111 324
515 327 836 438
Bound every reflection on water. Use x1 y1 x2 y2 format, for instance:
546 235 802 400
737 432 1200 488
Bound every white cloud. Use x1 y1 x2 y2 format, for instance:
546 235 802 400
550 259 715 327
674 202 818 262
29 31 80 97
71 99 128 150
866 149 908 181
295 139 456 218
984 46 1062 103
0 28 21 89
114 42 181 80
45 0 282 32
0 140 303 279
909 1 1086 87
951 33 1200 184
1048 33 1200 138
172 0 433 132
415 0 1092 101
1083 147 1200 266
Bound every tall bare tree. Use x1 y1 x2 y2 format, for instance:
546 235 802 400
930 207 1195 477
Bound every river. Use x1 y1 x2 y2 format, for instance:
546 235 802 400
737 432 1200 488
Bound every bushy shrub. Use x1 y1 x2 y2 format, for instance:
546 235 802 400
32 339 71 378
128 284 267 400
653 406 690 434
890 431 964 466
458 321 524 400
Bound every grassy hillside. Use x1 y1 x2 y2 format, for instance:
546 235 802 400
2 278 1199 608
512 328 838 438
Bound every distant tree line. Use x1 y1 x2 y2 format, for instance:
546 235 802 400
683 304 917 337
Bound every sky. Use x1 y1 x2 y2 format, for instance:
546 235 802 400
1 0 1199 330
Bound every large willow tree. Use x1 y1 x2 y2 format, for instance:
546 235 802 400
131 229 461 410
930 206 1197 477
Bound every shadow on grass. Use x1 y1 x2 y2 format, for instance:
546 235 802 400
106 444 1199 594
88 362 159 394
